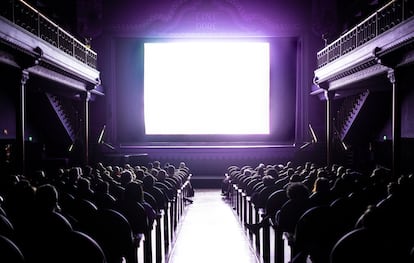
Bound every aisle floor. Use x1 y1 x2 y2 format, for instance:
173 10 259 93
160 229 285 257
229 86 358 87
167 189 259 263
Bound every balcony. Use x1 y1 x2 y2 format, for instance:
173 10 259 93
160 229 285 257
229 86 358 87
314 0 414 92
0 0 101 94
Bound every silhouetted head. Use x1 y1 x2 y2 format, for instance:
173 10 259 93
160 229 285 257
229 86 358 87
35 184 59 212
157 169 167 181
95 180 110 194
124 181 144 202
312 177 330 193
119 170 133 187
135 168 145 181
286 182 309 200
167 165 175 177
143 175 155 188
262 175 275 186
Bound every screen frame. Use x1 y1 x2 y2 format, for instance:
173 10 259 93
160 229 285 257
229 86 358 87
114 36 299 147
143 40 271 136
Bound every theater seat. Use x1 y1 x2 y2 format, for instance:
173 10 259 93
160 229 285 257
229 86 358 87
58 230 106 263
330 227 393 263
0 214 15 240
292 205 339 263
0 235 25 263
265 189 288 219
90 209 136 263
20 211 73 263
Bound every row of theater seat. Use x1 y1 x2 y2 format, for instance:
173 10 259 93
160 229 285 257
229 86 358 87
223 161 414 263
0 160 194 263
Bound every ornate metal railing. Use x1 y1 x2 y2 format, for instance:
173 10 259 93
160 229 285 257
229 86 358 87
317 0 414 68
0 0 97 69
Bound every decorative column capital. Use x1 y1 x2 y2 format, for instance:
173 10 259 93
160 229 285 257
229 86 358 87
81 91 91 102
324 89 335 100
21 70 29 85
387 68 396 85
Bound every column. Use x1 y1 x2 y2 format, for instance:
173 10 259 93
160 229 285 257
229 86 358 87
83 91 91 165
325 90 334 167
16 70 29 175
387 69 401 178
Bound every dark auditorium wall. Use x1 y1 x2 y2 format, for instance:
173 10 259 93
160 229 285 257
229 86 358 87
0 79 16 141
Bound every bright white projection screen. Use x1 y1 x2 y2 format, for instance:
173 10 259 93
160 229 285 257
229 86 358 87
143 41 270 135
114 37 297 145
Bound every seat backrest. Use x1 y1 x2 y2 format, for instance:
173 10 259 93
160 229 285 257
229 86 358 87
0 234 25 263
59 191 76 215
69 198 98 232
144 192 158 211
294 205 338 262
0 205 6 217
276 198 311 234
145 187 167 210
154 181 174 200
18 211 73 263
115 200 149 236
35 211 74 234
91 208 135 263
265 189 288 218
255 185 280 209
330 196 361 236
0 214 15 240
165 177 180 189
245 178 261 196
330 227 392 263
58 230 106 263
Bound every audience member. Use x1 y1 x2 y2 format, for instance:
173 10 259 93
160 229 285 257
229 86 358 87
76 177 94 201
274 182 311 234
119 169 134 188
309 176 332 207
142 174 168 211
93 180 116 209
117 181 157 236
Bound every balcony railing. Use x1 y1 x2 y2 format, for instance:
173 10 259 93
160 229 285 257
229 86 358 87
317 0 414 69
0 0 97 69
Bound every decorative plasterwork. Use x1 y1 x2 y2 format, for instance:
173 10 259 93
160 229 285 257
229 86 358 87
107 0 303 37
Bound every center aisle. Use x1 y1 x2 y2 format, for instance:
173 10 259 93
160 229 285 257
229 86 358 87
167 189 259 263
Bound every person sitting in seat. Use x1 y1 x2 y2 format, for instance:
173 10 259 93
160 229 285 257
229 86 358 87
142 174 168 211
116 181 157 237
93 180 116 210
274 182 311 234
